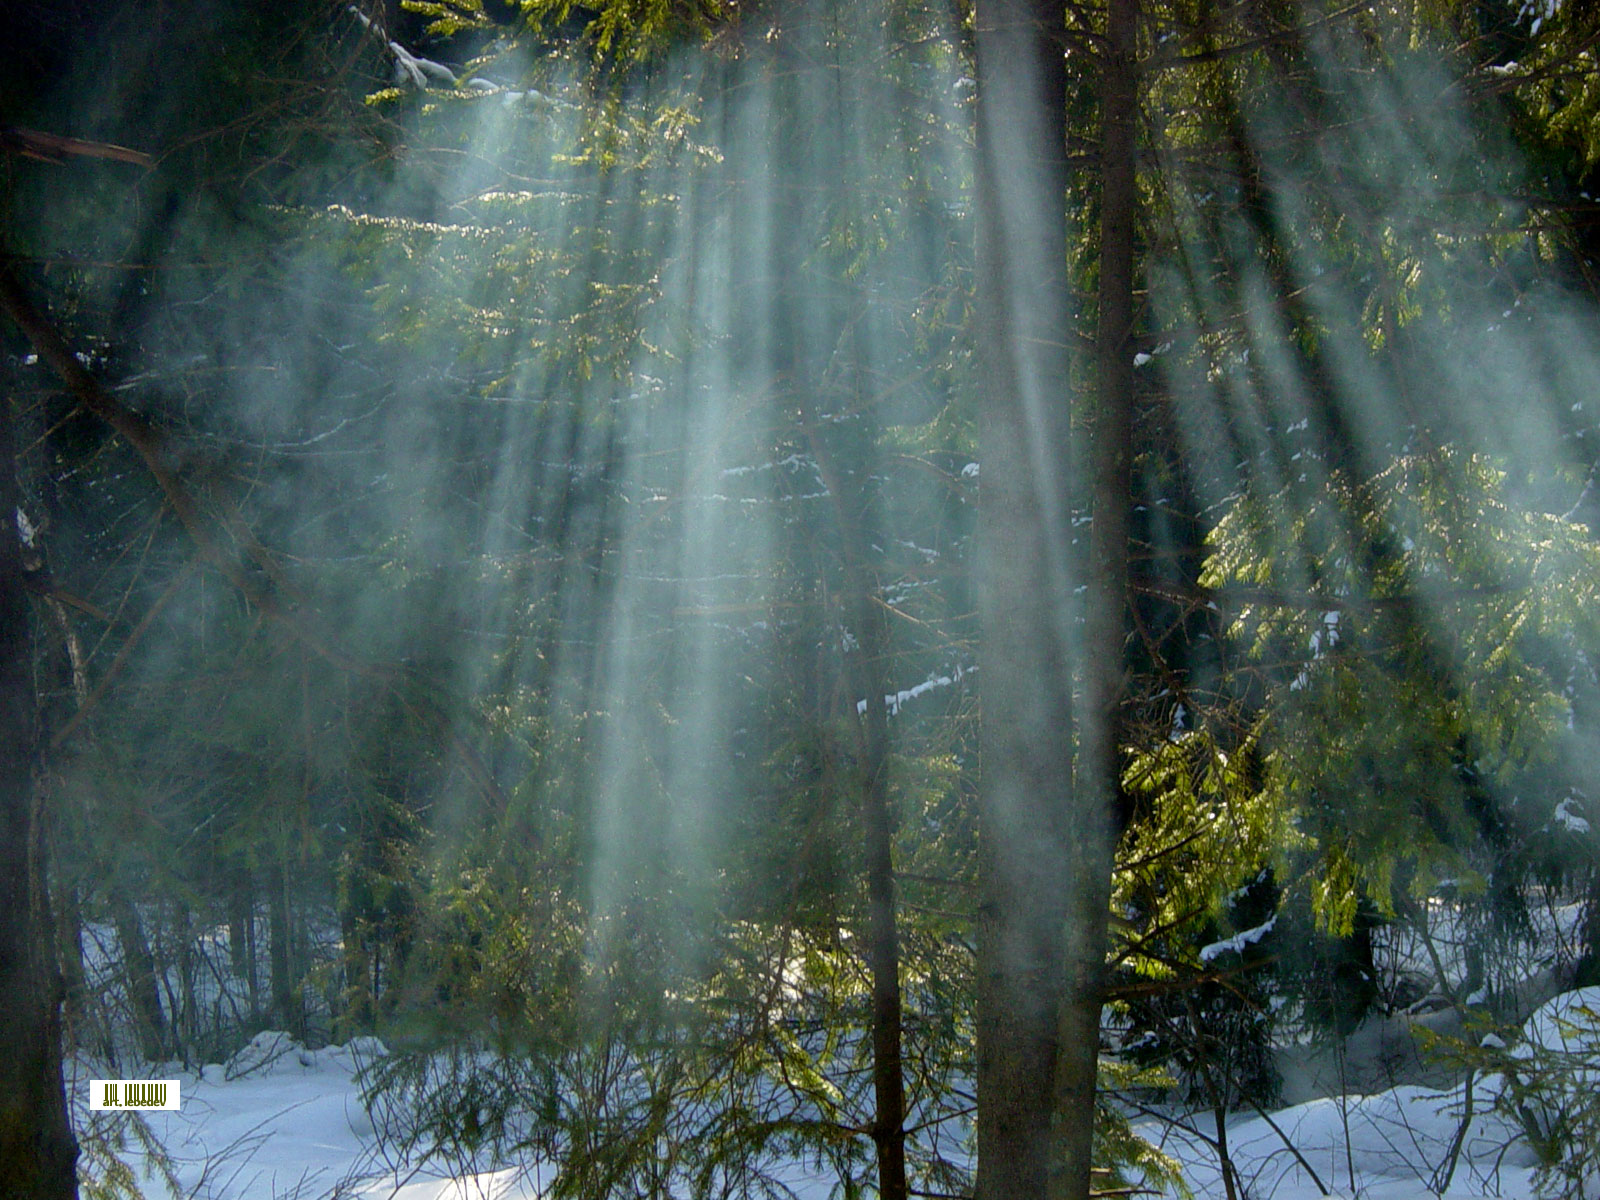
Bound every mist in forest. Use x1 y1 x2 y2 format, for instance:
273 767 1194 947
6 1 1600 1198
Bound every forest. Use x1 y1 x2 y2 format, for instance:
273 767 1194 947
4 0 1600 1198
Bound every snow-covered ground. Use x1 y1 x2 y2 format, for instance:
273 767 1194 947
78 989 1600 1200
70 895 1600 1200
74 1033 550 1200
1139 1084 1540 1199
73 1030 844 1200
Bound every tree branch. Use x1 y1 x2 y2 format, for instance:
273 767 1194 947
0 262 512 816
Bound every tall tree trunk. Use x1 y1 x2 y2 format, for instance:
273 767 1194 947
804 410 908 1200
972 2 1075 1199
0 397 79 1199
1051 1 1140 1197
756 11 910 1192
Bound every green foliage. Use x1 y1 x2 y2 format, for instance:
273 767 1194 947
1495 2 1600 183
1117 728 1301 967
1094 1058 1192 1200
1201 447 1600 930
363 913 976 1200
406 0 736 61
75 1108 178 1200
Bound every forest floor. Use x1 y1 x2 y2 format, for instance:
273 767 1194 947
76 1006 1581 1200
72 905 1600 1199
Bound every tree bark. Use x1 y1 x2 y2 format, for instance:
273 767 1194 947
57 884 96 1058
0 399 79 1199
973 2 1076 1198
268 854 302 1038
803 407 908 1200
1051 0 1139 1196
110 893 168 1063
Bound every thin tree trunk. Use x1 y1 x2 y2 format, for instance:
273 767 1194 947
0 397 79 1199
57 884 93 1053
859 694 908 1200
803 407 908 1200
176 902 197 1063
1051 0 1140 1197
757 11 910 1191
110 893 167 1063
973 2 1075 1198
337 897 374 1039
226 866 259 1016
246 880 261 1017
268 854 301 1038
